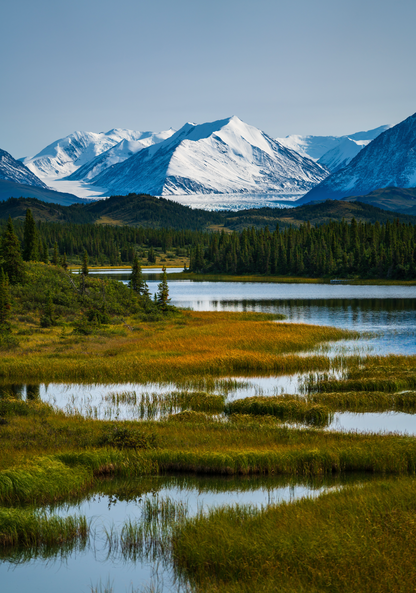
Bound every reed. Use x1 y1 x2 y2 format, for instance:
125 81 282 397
307 390 416 413
0 507 88 553
225 396 332 426
0 451 157 505
171 477 416 592
143 439 416 476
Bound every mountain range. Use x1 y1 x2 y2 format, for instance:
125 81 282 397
89 116 328 196
276 125 390 172
301 112 416 204
1 114 415 214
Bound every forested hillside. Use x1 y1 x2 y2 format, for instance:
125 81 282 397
1 194 416 231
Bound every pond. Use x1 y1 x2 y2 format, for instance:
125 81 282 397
0 473 379 593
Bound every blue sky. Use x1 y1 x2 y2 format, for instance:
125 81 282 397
1 0 415 157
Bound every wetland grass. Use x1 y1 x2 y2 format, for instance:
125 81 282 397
225 396 332 426
104 391 226 420
0 507 88 555
307 390 416 412
0 312 353 383
172 477 416 593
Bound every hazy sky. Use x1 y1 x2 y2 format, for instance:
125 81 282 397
1 0 415 157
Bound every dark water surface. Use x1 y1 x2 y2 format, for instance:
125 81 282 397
0 473 378 593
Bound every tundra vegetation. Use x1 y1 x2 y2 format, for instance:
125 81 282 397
0 214 416 592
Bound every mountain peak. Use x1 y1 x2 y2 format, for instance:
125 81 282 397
300 112 416 203
0 148 47 189
89 116 328 197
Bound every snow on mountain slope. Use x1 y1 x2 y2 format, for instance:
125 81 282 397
91 116 329 197
299 113 416 203
276 134 342 161
23 128 159 179
318 137 369 173
277 125 390 163
66 129 175 181
0 149 47 188
0 179 84 205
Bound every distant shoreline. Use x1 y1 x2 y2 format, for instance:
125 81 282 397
68 266 416 285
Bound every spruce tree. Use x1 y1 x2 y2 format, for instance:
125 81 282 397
148 246 156 264
130 253 147 294
156 266 170 312
52 242 59 266
62 252 68 270
0 269 11 325
0 217 25 284
82 250 89 275
42 240 49 264
22 208 38 261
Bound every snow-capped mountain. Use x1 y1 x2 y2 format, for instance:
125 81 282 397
0 149 47 188
318 137 369 173
23 128 165 179
299 113 416 203
66 129 175 182
90 116 329 196
277 125 390 169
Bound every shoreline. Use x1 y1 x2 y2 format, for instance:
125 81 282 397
68 267 416 285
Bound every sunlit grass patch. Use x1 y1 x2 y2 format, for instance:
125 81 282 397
0 312 353 383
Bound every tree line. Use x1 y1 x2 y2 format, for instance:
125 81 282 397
189 218 416 279
0 214 208 266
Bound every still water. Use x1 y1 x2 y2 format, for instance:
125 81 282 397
97 269 416 356
0 473 377 593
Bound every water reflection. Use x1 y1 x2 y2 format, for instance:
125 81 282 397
0 473 378 593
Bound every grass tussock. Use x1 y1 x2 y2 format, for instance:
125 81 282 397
172 477 416 593
0 451 157 505
305 355 416 394
225 396 332 426
307 390 416 412
0 507 88 554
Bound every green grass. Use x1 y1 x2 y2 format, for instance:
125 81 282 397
172 477 416 593
0 507 88 556
307 390 416 412
225 396 332 426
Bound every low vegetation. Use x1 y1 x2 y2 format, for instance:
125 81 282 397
172 477 416 593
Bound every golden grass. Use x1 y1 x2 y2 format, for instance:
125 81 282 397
0 312 352 382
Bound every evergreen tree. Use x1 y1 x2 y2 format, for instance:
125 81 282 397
130 253 148 294
62 252 68 270
82 250 89 275
22 208 38 261
40 292 55 327
156 266 170 312
0 269 11 325
52 242 59 265
148 246 156 264
42 240 49 264
0 217 25 284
